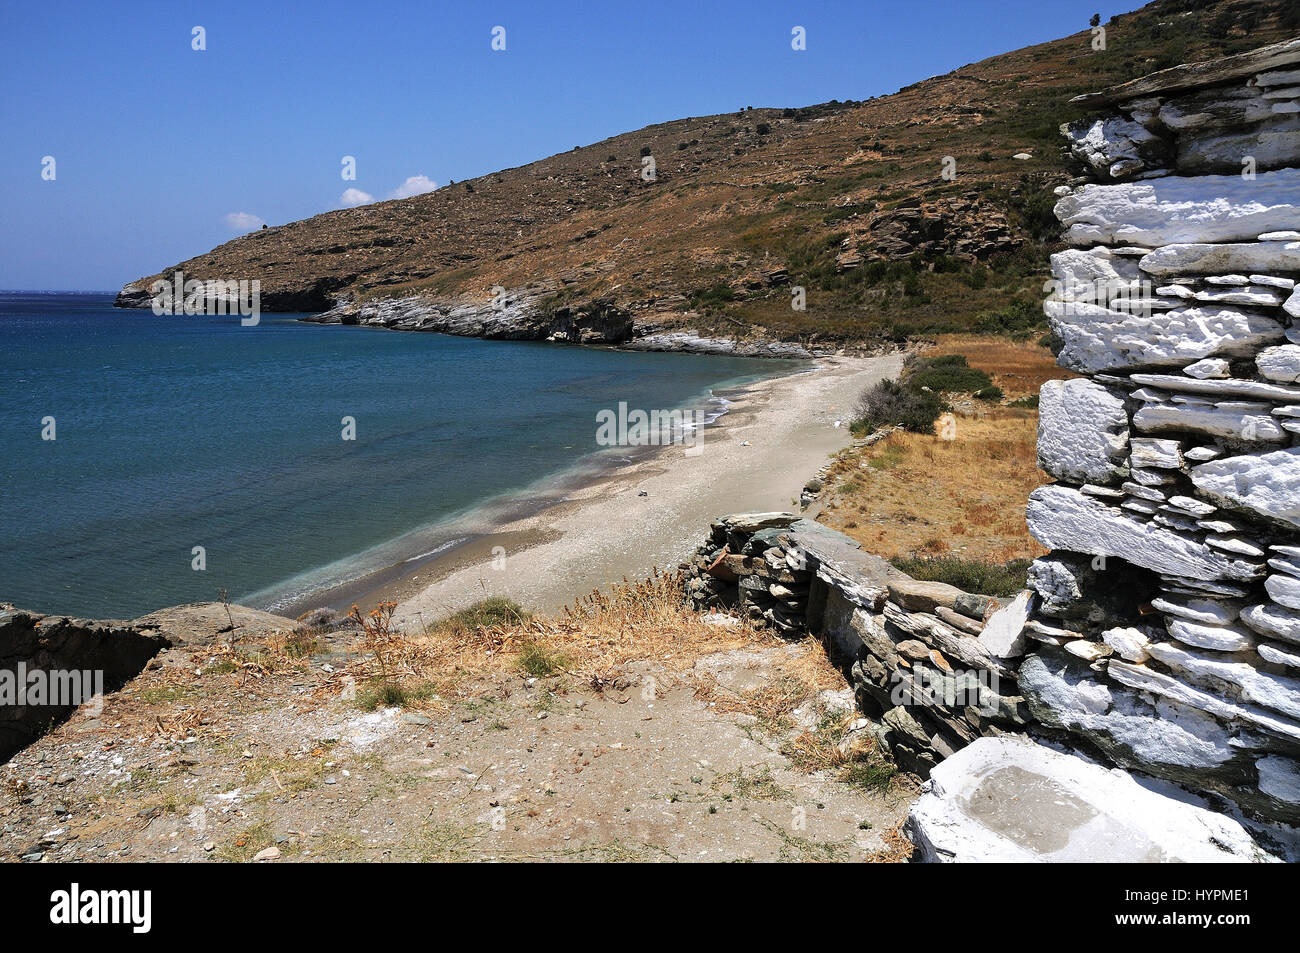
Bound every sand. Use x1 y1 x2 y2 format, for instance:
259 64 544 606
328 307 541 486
381 352 904 631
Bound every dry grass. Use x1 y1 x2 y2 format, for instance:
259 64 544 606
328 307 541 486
337 571 778 702
923 334 1076 399
822 334 1068 563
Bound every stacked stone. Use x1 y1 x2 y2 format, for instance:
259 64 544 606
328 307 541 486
682 513 1032 776
1021 39 1300 826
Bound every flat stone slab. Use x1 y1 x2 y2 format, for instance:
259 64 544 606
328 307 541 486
906 735 1274 862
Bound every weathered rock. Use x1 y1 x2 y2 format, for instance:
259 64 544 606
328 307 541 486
1132 400 1287 444
1167 618 1258 652
1055 168 1300 248
1140 240 1300 277
977 591 1032 659
886 579 963 614
1145 639 1300 721
1027 485 1263 582
1191 447 1300 530
905 734 1273 862
1257 345 1300 383
1047 301 1285 373
1036 379 1129 483
1103 626 1152 663
1267 574 1300 611
1241 603 1300 645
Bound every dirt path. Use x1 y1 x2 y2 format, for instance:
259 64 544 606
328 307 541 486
0 628 915 863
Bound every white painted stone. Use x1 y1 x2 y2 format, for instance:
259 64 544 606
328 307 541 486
977 590 1031 659
1260 231 1300 241
1046 301 1285 373
1168 618 1258 652
1267 574 1300 611
1257 345 1300 383
1037 379 1129 484
1026 485 1264 582
1183 358 1231 378
1184 446 1222 462
1055 168 1300 247
906 735 1272 863
1167 495 1215 516
1103 626 1151 662
1241 603 1300 645
1194 287 1287 307
1191 448 1300 530
1141 241 1300 277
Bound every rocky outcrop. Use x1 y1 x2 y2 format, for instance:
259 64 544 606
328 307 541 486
0 606 169 763
1029 42 1300 827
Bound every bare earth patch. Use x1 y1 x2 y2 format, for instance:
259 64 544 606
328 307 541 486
0 585 915 864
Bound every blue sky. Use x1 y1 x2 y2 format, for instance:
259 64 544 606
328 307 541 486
1 0 1114 291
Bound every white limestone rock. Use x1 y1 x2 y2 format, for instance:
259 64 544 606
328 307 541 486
1132 400 1287 444
1267 574 1300 611
976 590 1032 659
1128 371 1300 402
1256 755 1300 809
1259 642 1300 669
1056 168 1300 247
1167 618 1257 652
1241 603 1300 645
1152 596 1242 625
905 735 1272 863
1191 447 1300 530
1046 301 1285 373
1184 358 1231 378
1103 626 1152 663
1140 241 1300 277
1026 485 1264 582
1257 344 1300 383
1145 639 1300 721
1065 639 1114 662
1128 437 1184 469
1063 116 1166 179
1037 379 1129 484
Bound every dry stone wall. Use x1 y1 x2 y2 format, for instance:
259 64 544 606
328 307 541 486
1023 39 1300 826
682 513 1032 778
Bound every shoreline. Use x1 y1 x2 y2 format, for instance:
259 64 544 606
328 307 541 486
355 352 904 632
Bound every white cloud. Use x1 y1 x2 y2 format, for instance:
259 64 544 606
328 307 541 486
223 211 265 232
388 175 438 199
340 188 374 208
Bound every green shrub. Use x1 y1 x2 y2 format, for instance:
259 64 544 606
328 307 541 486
851 379 946 435
436 597 529 633
1009 395 1039 409
974 385 1004 401
904 354 995 394
890 556 1031 598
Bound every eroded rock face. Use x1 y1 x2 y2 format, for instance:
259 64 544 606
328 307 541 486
1037 379 1129 483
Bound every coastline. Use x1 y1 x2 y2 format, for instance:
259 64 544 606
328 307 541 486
353 352 905 632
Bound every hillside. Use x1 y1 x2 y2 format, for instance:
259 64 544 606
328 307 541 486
117 0 1299 350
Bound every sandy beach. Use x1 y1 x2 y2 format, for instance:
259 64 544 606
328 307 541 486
363 352 903 631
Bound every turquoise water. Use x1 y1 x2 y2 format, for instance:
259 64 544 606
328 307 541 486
0 292 787 618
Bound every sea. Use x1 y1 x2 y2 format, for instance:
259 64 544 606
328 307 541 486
0 292 788 619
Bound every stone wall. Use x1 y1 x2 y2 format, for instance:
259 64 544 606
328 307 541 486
683 513 1033 777
1021 39 1300 826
